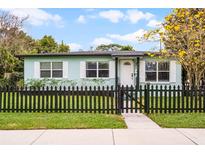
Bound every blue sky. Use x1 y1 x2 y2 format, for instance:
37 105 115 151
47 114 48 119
2 8 172 51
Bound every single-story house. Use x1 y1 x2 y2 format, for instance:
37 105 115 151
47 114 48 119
17 51 182 87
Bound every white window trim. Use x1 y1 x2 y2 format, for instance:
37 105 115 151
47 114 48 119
85 61 110 79
145 61 170 83
40 61 63 79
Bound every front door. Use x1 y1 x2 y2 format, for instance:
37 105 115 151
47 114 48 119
120 60 134 86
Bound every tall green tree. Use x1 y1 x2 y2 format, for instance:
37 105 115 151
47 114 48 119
95 43 134 51
36 35 70 53
36 35 58 53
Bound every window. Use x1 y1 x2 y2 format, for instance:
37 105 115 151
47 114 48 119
145 62 157 81
86 61 109 78
40 62 63 78
145 61 170 82
86 62 97 78
158 62 169 82
98 62 109 77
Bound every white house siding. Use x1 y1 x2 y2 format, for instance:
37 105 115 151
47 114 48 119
24 56 115 87
24 56 182 87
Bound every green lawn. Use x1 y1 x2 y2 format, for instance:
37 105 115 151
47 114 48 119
133 96 204 113
0 113 127 130
148 113 205 128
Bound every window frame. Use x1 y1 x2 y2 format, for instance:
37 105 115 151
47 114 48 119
40 61 63 79
85 61 109 79
145 61 170 83
158 61 170 82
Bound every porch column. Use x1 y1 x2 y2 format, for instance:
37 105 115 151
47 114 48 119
136 57 140 89
115 57 118 88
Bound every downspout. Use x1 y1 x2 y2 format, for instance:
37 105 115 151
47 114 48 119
136 57 140 89
115 57 118 88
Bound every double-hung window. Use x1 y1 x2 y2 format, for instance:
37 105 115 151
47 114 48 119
86 61 109 78
145 61 170 82
40 62 63 78
158 62 170 82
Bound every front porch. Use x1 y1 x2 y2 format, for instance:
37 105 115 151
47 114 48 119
114 56 140 87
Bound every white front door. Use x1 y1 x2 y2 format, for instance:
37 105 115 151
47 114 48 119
120 60 134 86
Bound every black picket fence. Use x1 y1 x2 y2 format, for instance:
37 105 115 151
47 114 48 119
0 86 117 114
0 85 204 114
118 85 205 113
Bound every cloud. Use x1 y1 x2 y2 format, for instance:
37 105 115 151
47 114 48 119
98 9 155 24
69 43 82 51
77 15 86 23
92 37 113 46
1 8 64 27
99 10 124 23
107 29 147 42
126 9 154 24
147 19 162 28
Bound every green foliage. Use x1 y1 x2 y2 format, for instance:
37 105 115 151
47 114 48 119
96 43 134 51
25 79 79 87
36 35 58 52
81 78 106 86
24 79 109 87
9 72 23 86
90 79 106 86
58 41 70 52
17 79 24 87
13 60 24 72
120 45 134 51
61 80 77 86
0 72 23 87
26 79 47 88
36 35 70 53
0 78 10 87
0 12 70 77
0 47 17 73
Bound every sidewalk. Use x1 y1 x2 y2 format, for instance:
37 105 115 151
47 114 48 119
0 114 205 145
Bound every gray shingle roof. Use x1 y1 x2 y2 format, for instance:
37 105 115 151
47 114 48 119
16 51 150 58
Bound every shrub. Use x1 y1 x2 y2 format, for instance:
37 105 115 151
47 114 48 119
26 79 47 88
0 78 9 87
17 79 24 87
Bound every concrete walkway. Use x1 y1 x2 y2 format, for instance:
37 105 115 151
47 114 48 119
122 113 161 129
0 114 205 145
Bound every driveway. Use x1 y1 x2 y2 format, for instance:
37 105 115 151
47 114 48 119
0 113 205 145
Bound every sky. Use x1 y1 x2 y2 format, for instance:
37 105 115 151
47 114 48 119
1 8 172 51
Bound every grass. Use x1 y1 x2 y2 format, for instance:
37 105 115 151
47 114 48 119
148 113 205 128
0 113 127 130
132 96 204 113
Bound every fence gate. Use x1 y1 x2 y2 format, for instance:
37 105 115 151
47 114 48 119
118 85 146 113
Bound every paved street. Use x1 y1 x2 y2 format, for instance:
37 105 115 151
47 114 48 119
0 114 205 145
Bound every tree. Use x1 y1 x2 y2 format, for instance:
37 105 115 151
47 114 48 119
36 35 70 53
0 11 30 74
121 45 134 51
0 11 28 50
0 11 70 79
141 8 205 88
36 35 58 53
95 43 134 51
58 41 70 52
